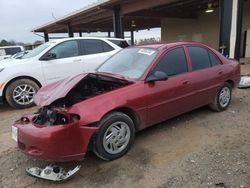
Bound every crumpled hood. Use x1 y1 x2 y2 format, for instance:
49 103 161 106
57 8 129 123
34 72 133 107
34 74 88 107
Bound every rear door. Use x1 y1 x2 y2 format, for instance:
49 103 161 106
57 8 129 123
186 45 223 108
41 40 84 84
79 39 118 72
146 47 195 126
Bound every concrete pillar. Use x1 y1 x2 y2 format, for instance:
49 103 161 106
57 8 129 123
112 5 124 38
67 24 74 38
219 0 244 60
130 30 134 45
44 32 49 42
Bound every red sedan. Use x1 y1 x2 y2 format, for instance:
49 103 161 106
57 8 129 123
12 42 240 161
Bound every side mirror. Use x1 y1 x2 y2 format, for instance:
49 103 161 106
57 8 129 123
145 71 168 83
41 52 56 61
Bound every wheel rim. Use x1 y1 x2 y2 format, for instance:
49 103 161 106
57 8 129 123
219 87 231 108
13 84 36 106
103 121 131 155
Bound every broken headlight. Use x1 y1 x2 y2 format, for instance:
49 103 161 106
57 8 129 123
33 107 79 126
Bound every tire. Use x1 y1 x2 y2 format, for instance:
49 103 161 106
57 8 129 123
209 82 232 112
5 79 40 109
93 112 135 161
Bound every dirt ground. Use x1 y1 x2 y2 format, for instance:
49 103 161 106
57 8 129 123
0 65 250 188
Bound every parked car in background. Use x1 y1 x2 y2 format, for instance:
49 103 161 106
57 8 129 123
10 50 31 59
0 37 129 108
0 51 31 62
0 46 24 60
12 42 240 162
107 39 130 48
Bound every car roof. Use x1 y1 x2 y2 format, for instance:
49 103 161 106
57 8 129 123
136 41 212 50
0 46 23 49
50 37 126 43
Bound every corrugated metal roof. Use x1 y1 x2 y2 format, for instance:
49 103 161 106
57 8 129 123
32 0 213 33
32 0 119 32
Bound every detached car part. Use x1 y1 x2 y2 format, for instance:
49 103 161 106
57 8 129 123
26 165 81 181
238 76 250 89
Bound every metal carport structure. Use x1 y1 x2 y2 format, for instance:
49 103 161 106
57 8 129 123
32 0 245 60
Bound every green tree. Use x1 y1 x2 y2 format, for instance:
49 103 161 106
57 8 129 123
0 40 8 46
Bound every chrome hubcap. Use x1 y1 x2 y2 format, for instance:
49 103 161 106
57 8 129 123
219 87 231 108
103 121 131 154
13 84 36 105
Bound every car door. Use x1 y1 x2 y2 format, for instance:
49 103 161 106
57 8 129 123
186 46 223 108
145 47 195 127
80 39 118 72
41 40 84 84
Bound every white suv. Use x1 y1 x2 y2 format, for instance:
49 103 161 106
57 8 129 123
0 37 128 108
0 46 25 60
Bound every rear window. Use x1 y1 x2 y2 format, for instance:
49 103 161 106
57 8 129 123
108 40 129 48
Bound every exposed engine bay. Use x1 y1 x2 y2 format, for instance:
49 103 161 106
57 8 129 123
50 73 130 108
33 74 131 126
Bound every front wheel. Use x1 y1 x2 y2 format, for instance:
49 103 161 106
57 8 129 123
93 112 135 161
5 79 40 109
209 83 232 112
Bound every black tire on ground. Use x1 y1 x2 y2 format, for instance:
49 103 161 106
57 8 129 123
5 79 40 109
93 112 135 161
209 82 232 112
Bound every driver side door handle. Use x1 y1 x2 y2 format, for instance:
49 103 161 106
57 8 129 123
73 59 82 62
182 80 189 85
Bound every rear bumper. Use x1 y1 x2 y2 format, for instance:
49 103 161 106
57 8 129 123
14 117 98 162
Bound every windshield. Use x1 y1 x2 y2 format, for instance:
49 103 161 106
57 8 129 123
98 47 158 80
22 43 51 59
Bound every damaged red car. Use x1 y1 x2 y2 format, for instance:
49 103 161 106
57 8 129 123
12 42 240 161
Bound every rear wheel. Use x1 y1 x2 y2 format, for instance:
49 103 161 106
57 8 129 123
93 112 135 161
5 79 40 109
209 83 232 112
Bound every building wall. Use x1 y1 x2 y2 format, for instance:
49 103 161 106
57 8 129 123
242 0 250 31
161 8 220 49
242 0 250 57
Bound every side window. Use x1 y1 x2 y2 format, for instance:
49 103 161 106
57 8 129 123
153 47 188 77
80 40 114 55
188 46 211 71
103 41 114 52
208 51 221 66
5 47 21 55
5 48 12 55
83 39 103 55
48 40 79 59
